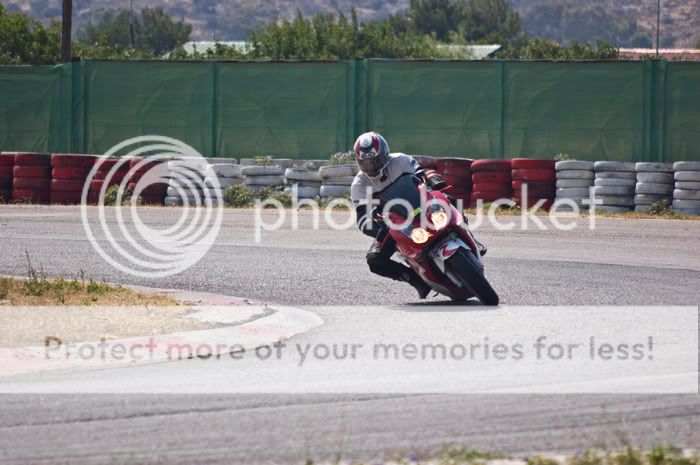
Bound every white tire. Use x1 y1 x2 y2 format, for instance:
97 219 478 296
674 171 700 182
206 176 242 188
287 180 322 189
673 189 700 200
284 186 321 198
556 179 592 188
320 185 351 198
556 170 594 180
673 207 700 216
168 178 205 189
673 161 700 171
166 186 201 197
596 196 634 207
321 176 355 186
285 168 322 182
556 187 590 197
636 172 674 184
594 177 636 187
634 194 670 205
555 160 594 171
593 185 634 196
594 161 636 172
672 199 700 209
205 158 237 164
598 205 633 212
164 196 183 206
595 171 637 180
244 175 284 186
207 164 242 177
636 182 674 195
676 181 700 190
238 158 257 166
635 162 673 172
319 164 357 178
241 165 284 176
168 159 208 173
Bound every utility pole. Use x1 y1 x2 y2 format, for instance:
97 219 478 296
656 0 661 58
61 0 72 63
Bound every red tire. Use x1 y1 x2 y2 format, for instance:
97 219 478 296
13 153 51 166
441 167 472 178
471 159 511 172
446 185 471 195
0 179 11 189
442 174 472 187
52 167 92 180
511 169 555 182
12 189 50 203
413 156 438 170
51 179 87 192
13 177 51 190
50 190 83 204
472 171 511 183
472 182 512 193
511 158 555 170
436 158 473 172
0 189 10 202
0 154 14 166
93 171 128 182
0 166 13 179
14 165 50 178
512 180 555 194
127 182 167 195
139 194 165 205
51 154 97 168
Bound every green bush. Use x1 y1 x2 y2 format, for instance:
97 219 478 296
223 185 255 208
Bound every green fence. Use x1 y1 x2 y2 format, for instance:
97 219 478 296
0 60 698 161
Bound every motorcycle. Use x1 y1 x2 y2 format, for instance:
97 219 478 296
377 174 499 305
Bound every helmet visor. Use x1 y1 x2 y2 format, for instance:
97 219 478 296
357 152 388 177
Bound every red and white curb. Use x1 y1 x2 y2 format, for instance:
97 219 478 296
0 286 323 377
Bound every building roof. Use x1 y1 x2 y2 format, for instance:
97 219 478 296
619 48 700 60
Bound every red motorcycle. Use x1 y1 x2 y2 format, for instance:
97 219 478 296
379 174 499 305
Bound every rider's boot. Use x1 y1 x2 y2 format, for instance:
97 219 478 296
402 269 431 299
476 239 487 256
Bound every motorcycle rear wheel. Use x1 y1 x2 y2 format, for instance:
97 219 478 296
445 249 499 305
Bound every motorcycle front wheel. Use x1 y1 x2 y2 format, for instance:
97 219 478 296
445 248 499 305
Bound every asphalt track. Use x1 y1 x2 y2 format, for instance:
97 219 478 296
0 206 699 464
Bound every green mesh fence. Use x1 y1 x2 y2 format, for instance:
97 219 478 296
0 60 698 161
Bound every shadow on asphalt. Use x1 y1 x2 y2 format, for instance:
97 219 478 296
389 299 501 312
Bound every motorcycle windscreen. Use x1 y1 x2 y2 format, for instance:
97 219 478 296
378 174 422 220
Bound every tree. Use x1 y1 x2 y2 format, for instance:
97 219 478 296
408 0 467 41
78 7 191 55
0 3 61 65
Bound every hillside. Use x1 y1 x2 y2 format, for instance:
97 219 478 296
4 0 699 47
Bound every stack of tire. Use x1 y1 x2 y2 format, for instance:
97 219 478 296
633 162 674 212
240 158 294 170
412 155 438 171
12 153 51 203
511 158 555 210
164 158 209 206
319 164 357 199
593 161 637 212
127 157 168 205
88 158 130 204
470 159 512 207
0 152 13 202
435 158 472 206
242 165 285 192
554 161 594 210
50 154 96 204
672 161 700 215
284 168 322 199
206 163 243 199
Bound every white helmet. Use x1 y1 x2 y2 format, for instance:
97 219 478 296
353 131 390 177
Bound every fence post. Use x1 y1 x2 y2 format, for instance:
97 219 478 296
499 61 506 159
211 61 218 158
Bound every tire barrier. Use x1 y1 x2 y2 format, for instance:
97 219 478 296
242 164 285 192
319 164 358 199
673 161 700 215
49 154 97 204
632 162 674 212
285 168 322 199
511 159 555 211
593 161 636 212
11 152 51 203
126 156 168 205
163 158 210 207
436 158 472 204
554 160 593 210
0 152 12 202
470 159 511 207
412 155 438 170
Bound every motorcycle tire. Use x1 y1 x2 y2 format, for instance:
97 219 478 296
445 248 499 305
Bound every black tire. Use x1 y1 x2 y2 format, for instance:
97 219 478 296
445 249 499 305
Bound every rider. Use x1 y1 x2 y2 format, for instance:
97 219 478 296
350 131 485 299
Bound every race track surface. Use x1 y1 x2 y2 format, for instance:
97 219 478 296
0 206 698 464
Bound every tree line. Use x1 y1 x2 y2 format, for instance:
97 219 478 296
1 0 626 65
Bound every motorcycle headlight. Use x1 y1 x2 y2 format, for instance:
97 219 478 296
410 227 431 244
431 211 449 230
